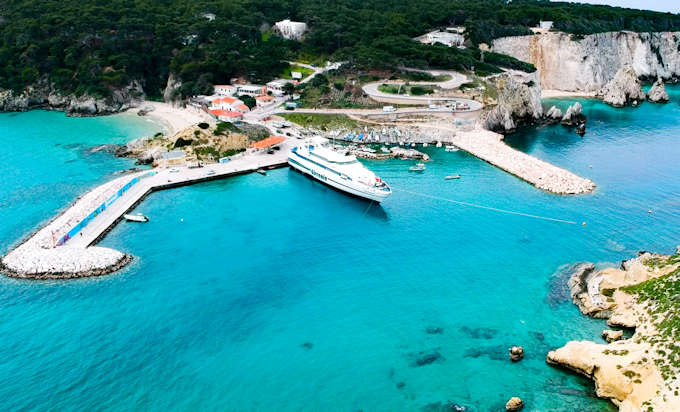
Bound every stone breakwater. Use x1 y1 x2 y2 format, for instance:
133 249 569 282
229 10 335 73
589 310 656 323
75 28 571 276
0 171 148 279
1 145 291 279
547 250 680 411
433 126 595 195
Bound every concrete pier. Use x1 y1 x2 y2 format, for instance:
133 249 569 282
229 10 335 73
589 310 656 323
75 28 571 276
1 143 290 279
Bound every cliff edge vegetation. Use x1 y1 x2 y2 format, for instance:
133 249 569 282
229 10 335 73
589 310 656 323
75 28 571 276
548 250 680 411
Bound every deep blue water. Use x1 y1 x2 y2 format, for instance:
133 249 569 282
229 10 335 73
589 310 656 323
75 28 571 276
2 91 680 411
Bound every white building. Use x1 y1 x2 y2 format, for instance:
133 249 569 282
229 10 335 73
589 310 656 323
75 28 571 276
214 85 236 96
417 31 465 48
274 19 308 40
236 84 265 97
291 72 303 80
539 21 553 30
266 80 289 97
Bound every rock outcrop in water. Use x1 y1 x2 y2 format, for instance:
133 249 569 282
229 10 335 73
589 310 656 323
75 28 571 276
547 250 680 411
482 72 542 133
597 66 646 107
545 105 563 123
560 102 586 126
0 76 144 115
492 31 680 92
647 77 670 103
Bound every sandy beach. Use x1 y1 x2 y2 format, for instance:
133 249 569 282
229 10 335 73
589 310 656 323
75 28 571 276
541 89 598 99
128 101 213 135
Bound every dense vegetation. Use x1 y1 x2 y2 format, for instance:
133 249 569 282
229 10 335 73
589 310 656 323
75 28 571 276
2 0 679 100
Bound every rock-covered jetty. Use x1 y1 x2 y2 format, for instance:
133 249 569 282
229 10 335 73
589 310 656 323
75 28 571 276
449 128 595 194
547 249 680 411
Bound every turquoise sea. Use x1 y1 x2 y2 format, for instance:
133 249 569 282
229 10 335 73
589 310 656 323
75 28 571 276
1 90 680 411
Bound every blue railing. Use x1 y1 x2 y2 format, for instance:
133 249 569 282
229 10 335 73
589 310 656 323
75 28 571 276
56 171 155 245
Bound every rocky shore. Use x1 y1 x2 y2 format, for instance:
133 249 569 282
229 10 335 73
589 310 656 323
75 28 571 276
548 249 680 411
0 76 144 116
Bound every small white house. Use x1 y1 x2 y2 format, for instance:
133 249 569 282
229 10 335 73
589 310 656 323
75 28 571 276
291 72 303 80
274 19 308 40
539 21 553 30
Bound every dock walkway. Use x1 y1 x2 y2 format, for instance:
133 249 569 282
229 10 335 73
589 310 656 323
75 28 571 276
1 144 290 279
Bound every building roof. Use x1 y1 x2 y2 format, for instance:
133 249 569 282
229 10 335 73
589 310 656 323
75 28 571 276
214 84 235 89
209 109 243 117
256 95 275 101
161 150 186 160
212 96 239 105
250 136 285 149
236 104 250 111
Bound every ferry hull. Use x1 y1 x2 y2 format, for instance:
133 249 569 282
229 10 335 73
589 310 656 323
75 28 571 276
288 151 390 203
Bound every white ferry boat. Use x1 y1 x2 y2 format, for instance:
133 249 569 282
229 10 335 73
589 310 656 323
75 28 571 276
288 138 392 202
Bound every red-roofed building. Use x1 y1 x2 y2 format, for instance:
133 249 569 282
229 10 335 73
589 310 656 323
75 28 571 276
255 95 275 107
250 136 286 149
234 103 250 113
210 96 245 112
209 109 243 122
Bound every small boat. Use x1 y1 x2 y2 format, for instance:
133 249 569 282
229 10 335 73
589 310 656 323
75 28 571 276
445 174 461 180
409 163 426 172
380 146 391 153
256 169 267 175
124 213 149 222
362 147 377 153
445 145 459 152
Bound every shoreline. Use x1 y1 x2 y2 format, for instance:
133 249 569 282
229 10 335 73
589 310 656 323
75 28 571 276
124 101 212 136
541 89 598 99
547 250 680 410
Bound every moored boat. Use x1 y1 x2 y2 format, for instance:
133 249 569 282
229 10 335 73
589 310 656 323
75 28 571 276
409 162 426 172
288 138 392 202
123 213 149 222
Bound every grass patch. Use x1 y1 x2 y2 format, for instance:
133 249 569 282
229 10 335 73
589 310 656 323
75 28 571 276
280 65 315 81
280 113 359 130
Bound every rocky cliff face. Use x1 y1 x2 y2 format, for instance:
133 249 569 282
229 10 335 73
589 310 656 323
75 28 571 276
481 71 543 133
163 73 184 107
492 31 680 91
0 77 144 115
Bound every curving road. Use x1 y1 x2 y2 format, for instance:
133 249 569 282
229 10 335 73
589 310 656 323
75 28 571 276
361 68 482 110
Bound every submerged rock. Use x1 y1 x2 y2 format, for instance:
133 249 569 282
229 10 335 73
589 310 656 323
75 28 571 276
597 65 645 107
414 351 444 366
421 401 469 412
647 78 669 103
505 397 524 411
425 326 444 335
460 326 498 339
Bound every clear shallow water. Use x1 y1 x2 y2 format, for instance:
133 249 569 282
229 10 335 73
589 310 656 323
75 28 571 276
1 92 680 410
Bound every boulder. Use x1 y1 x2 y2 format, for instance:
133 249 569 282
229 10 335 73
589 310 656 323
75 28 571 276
597 65 646 107
602 329 623 343
509 346 524 362
647 78 669 103
560 102 586 126
575 123 586 136
545 105 562 123
483 104 515 133
505 397 524 411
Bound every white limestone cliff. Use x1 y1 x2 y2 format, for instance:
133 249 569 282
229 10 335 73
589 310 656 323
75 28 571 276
492 31 680 92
